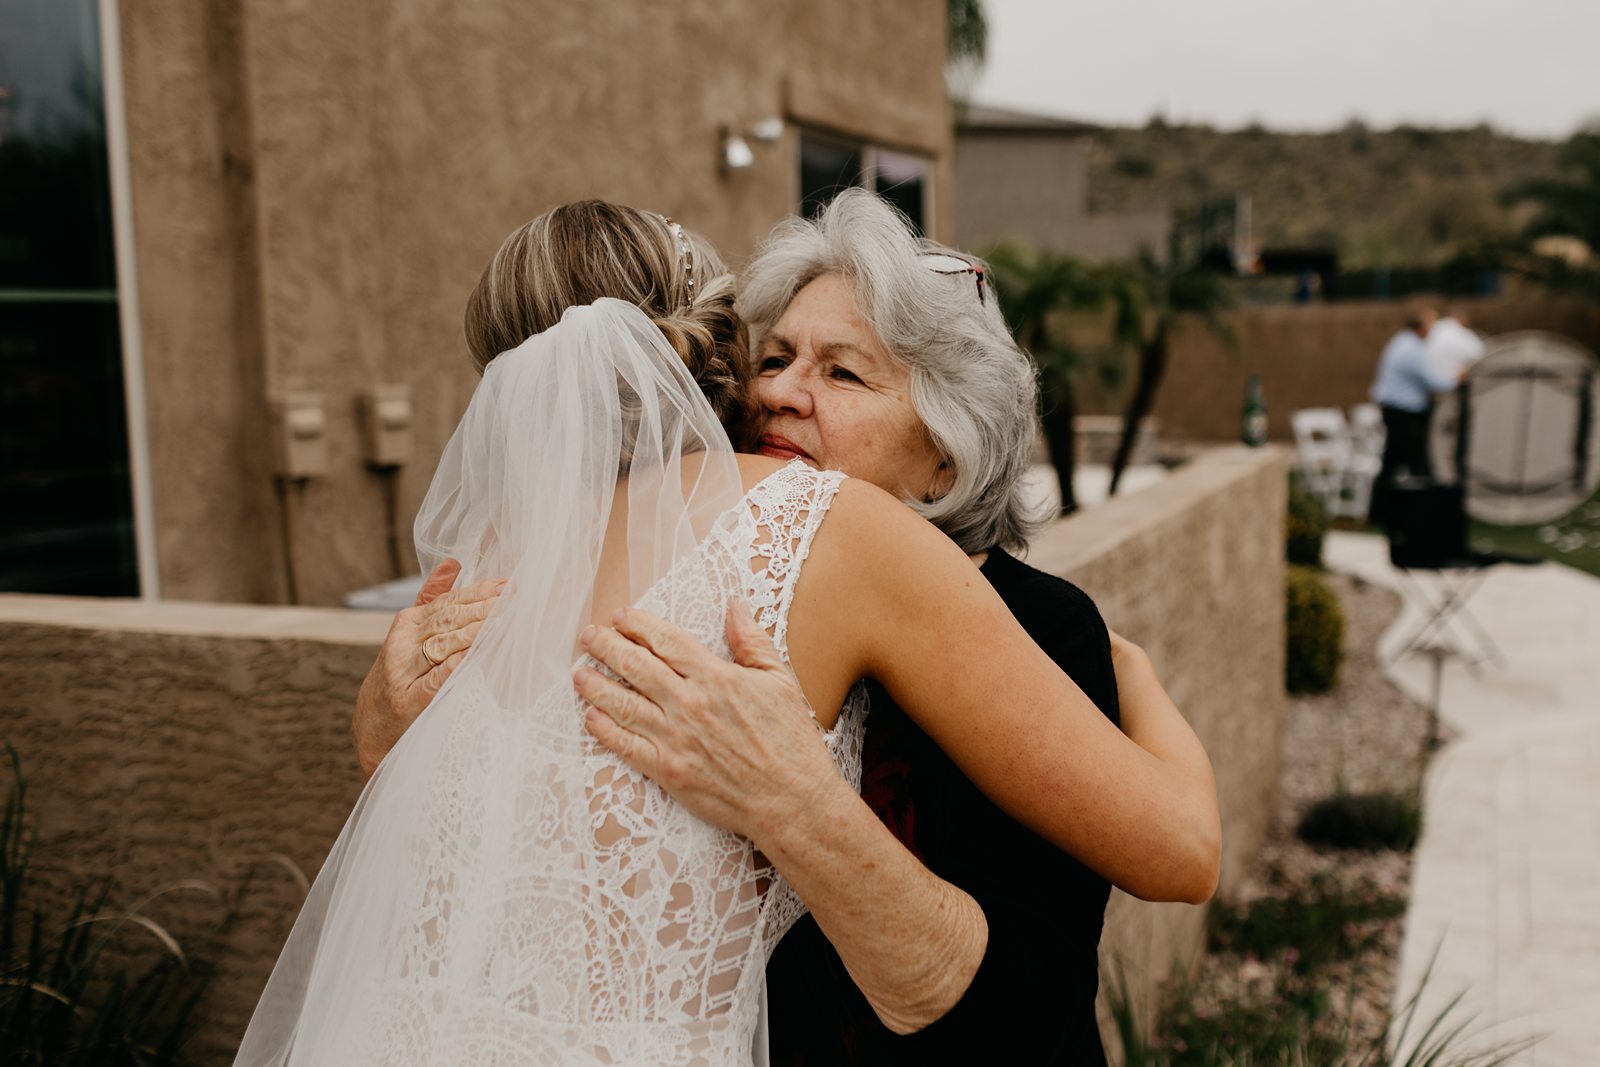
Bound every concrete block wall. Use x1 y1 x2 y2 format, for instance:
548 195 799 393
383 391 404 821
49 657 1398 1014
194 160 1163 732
1030 445 1291 1042
0 446 1287 1062
0 598 388 1065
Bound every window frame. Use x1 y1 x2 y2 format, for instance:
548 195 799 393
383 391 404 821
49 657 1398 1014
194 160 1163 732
795 126 933 237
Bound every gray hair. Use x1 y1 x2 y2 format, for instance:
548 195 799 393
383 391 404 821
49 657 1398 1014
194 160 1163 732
738 189 1046 552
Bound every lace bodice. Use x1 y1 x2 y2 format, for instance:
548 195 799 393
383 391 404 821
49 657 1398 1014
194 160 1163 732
302 462 867 1067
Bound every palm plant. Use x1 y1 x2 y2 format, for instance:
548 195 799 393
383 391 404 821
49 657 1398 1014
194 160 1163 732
1100 253 1236 496
946 0 987 65
985 244 1121 514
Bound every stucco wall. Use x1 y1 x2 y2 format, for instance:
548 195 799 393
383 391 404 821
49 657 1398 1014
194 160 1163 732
116 0 951 607
1030 445 1290 1042
955 132 1091 247
1076 296 1600 444
118 0 280 602
954 130 1171 262
0 595 388 1066
0 446 1286 1062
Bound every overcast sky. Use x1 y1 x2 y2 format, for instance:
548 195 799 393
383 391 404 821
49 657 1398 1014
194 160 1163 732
971 0 1597 140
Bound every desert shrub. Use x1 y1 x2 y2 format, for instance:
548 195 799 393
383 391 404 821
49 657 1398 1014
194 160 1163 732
1286 483 1328 567
1208 870 1406 974
0 744 215 1066
1108 955 1535 1067
1298 790 1423 853
1286 565 1344 694
1114 152 1156 178
1151 979 1343 1067
1111 866 1536 1067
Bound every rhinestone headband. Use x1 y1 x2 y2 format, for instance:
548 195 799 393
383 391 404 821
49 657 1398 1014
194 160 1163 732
660 215 697 306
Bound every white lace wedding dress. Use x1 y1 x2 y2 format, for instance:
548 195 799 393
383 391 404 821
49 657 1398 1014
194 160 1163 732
235 300 867 1067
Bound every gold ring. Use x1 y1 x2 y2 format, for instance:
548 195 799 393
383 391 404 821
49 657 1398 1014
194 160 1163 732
422 643 442 669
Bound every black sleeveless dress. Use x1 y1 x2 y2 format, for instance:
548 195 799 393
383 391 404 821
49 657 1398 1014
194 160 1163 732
765 548 1120 1065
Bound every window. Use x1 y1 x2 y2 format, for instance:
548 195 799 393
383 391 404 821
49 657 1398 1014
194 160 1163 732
872 148 929 237
798 133 864 222
0 0 139 595
797 130 931 236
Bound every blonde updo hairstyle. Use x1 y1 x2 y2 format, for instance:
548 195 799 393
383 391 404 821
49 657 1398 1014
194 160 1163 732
464 200 758 448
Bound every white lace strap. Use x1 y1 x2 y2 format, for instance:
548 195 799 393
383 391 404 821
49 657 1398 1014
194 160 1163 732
745 463 847 658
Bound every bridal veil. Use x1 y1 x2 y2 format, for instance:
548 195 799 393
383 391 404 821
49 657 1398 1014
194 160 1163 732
235 299 775 1065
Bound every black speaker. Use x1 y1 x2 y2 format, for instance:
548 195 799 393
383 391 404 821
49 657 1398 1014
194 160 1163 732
1386 482 1468 569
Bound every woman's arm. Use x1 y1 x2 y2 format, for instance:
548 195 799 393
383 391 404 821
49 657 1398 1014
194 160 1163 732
806 479 1220 904
577 606 987 1034
578 479 1220 1028
1106 627 1217 822
586 480 1220 901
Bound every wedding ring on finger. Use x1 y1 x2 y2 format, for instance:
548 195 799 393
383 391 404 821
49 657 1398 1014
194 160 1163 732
422 641 443 670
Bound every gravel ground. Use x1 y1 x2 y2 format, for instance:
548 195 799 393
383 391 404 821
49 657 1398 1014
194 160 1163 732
1183 570 1437 1053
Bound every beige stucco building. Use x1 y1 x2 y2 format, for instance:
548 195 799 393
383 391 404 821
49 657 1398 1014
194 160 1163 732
4 19 1300 1057
954 104 1170 261
5 0 952 607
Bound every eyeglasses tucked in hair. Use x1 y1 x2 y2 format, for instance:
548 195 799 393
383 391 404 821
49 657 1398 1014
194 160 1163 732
922 252 986 305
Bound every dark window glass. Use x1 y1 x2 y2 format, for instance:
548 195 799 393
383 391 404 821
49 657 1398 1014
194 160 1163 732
874 149 928 236
0 0 137 595
0 0 116 289
799 132 864 219
0 301 137 595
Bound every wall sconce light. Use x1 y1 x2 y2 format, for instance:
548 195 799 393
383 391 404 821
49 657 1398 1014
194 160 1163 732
722 128 755 171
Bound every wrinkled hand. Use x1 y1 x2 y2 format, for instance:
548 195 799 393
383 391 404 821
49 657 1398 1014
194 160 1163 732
353 559 504 779
573 602 842 843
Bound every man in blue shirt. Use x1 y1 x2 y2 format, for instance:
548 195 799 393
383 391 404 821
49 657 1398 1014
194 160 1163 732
1368 302 1460 525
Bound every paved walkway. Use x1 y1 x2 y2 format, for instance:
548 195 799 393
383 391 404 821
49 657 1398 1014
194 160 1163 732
1326 532 1600 1067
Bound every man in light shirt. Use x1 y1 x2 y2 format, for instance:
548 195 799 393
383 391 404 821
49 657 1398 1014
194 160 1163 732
1367 301 1461 525
1427 305 1486 380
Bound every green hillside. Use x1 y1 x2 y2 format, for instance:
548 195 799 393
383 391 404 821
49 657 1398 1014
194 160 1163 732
1084 120 1564 269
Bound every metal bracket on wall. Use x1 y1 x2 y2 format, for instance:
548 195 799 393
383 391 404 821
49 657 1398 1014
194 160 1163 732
268 392 329 480
357 384 414 470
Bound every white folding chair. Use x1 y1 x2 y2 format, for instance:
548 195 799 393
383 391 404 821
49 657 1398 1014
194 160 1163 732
1343 403 1386 520
1290 407 1353 516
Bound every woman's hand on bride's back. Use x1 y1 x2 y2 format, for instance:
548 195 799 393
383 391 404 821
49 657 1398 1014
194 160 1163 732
573 603 841 846
353 559 504 780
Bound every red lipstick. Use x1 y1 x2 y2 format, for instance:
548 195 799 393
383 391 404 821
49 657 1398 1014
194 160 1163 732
757 434 812 461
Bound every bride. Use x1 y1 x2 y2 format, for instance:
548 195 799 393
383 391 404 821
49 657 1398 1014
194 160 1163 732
236 201 1198 1065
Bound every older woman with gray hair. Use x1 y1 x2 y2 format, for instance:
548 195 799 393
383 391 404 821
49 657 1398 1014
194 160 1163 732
735 195 1041 555
353 190 1218 1064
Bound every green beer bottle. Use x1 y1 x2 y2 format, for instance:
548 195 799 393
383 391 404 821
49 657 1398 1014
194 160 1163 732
1241 374 1268 447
